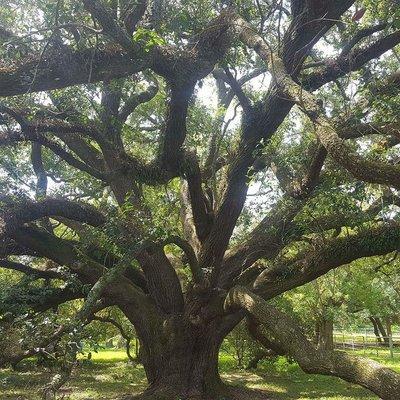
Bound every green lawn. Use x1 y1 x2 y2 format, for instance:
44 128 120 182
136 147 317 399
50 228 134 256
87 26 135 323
1 349 399 399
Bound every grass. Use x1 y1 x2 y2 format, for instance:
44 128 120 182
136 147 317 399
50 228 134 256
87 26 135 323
219 353 381 400
0 350 147 400
1 349 399 399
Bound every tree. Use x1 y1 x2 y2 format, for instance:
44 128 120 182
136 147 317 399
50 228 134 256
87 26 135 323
284 256 400 351
285 271 344 351
345 254 400 344
1 0 400 398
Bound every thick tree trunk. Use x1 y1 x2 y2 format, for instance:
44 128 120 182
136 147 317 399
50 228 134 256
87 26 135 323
120 300 270 400
125 325 270 399
121 303 220 399
316 318 334 351
140 332 223 399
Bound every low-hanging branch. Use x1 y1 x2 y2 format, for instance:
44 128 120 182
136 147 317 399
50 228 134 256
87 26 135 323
225 286 400 400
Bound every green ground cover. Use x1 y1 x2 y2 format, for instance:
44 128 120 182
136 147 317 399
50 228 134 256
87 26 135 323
1 349 399 399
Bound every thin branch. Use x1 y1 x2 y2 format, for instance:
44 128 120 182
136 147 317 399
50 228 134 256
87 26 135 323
162 235 203 282
92 315 136 362
341 23 388 57
222 68 252 112
0 259 63 279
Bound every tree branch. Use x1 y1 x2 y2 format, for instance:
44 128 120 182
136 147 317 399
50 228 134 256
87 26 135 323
225 286 400 400
119 84 158 123
283 72 400 189
92 315 136 362
162 235 203 282
0 47 147 97
341 23 388 57
0 129 106 180
303 30 400 90
81 0 134 51
253 222 400 299
122 0 148 36
0 259 63 279
0 198 105 241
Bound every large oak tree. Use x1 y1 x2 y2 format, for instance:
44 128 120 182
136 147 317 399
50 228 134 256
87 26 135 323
1 0 400 399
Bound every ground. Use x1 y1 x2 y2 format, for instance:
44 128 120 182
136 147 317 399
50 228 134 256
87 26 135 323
1 349 399 400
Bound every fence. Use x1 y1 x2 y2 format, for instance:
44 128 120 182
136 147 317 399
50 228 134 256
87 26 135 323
333 331 400 359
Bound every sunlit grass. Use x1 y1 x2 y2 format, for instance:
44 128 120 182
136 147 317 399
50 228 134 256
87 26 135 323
220 353 378 400
1 349 398 399
81 349 129 363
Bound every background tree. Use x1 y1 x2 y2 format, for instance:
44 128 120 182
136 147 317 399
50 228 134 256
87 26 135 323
1 0 400 399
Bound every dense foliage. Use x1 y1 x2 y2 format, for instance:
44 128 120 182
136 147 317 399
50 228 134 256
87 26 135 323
1 1 400 399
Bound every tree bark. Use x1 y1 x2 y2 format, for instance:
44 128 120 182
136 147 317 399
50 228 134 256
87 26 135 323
316 318 334 351
375 317 389 346
370 317 383 344
226 286 400 400
119 298 272 400
124 321 270 399
121 302 223 399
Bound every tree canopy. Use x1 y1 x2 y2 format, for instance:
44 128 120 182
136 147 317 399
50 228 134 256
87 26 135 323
1 1 400 399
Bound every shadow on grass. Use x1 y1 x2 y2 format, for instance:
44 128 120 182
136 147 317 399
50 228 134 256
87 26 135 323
220 370 376 400
0 358 147 400
0 351 386 400
219 355 378 400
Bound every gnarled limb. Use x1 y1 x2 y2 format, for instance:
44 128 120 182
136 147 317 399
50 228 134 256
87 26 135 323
122 0 148 36
162 235 203 283
119 84 158 123
184 153 214 243
81 0 134 51
10 227 149 309
135 246 184 313
0 47 147 97
157 82 196 173
283 0 356 75
303 30 400 90
220 197 304 288
279 70 400 189
254 222 400 299
0 129 106 180
246 316 286 356
2 284 84 313
0 198 105 240
225 286 400 400
372 70 400 96
0 259 63 280
340 23 388 56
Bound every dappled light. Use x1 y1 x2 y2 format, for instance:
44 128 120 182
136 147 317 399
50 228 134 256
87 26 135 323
1 0 400 399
